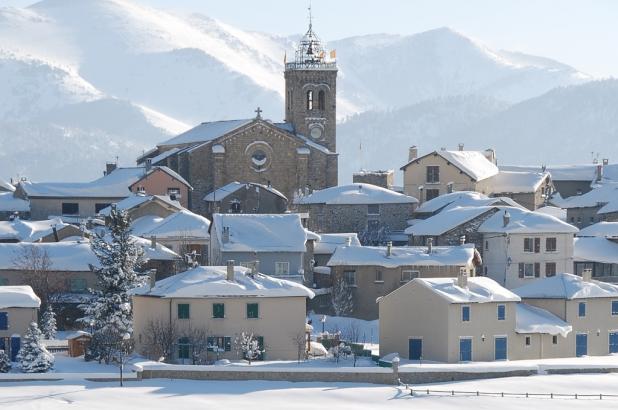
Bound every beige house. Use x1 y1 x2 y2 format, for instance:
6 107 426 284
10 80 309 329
99 194 184 222
326 243 479 319
514 272 618 358
401 146 552 210
0 286 40 360
128 164 193 209
132 264 315 362
379 274 572 362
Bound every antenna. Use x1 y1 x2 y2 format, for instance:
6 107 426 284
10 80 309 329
308 0 313 30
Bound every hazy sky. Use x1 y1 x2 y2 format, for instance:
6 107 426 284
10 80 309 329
5 0 617 77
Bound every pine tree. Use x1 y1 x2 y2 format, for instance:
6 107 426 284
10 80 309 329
40 305 57 340
17 322 54 373
80 206 144 363
331 275 354 317
0 350 11 373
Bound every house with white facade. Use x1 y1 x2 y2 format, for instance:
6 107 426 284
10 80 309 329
0 286 40 361
132 263 315 362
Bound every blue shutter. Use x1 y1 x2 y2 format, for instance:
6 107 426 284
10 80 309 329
495 337 507 360
576 333 588 357
408 338 422 360
459 339 472 361
0 313 7 330
10 336 20 362
609 332 618 354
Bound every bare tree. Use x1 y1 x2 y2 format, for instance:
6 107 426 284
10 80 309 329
12 245 56 310
181 327 210 365
291 332 308 363
330 275 354 317
344 321 362 344
142 320 178 362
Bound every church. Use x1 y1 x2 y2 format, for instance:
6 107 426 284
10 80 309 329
137 18 338 216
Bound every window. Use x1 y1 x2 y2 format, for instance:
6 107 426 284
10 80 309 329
485 241 489 251
306 90 313 110
177 303 190 319
401 270 419 282
545 237 557 252
213 303 225 319
552 335 558 345
545 262 557 277
523 238 533 252
497 304 506 321
274 262 290 275
374 270 383 283
367 204 380 215
578 302 586 317
207 336 232 352
318 90 325 110
426 166 440 183
95 203 111 213
576 333 587 357
612 301 618 316
70 278 87 293
343 271 356 286
525 336 531 346
167 188 181 199
425 189 439 201
495 336 507 360
178 337 190 359
610 332 618 354
459 338 472 361
518 263 536 278
62 202 79 215
136 186 146 193
0 312 7 330
247 303 259 319
461 305 470 322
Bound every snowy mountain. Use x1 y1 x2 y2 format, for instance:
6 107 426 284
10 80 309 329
0 0 603 182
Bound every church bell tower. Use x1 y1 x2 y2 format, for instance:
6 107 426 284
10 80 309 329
284 8 337 153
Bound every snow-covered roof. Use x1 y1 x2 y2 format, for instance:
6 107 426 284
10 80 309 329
577 222 618 238
158 119 252 147
598 199 618 215
133 265 315 299
0 286 40 309
314 233 361 254
212 213 308 252
295 183 418 205
486 171 549 194
0 217 71 242
415 276 520 304
414 191 521 214
19 167 145 198
0 192 30 212
478 206 579 234
0 241 98 271
513 273 618 300
150 147 180 165
554 183 618 209
327 244 476 268
131 215 164 236
406 206 496 236
536 206 567 222
574 237 618 264
130 166 192 190
137 210 210 240
501 164 596 182
0 178 15 192
98 194 183 216
515 303 571 337
203 181 287 202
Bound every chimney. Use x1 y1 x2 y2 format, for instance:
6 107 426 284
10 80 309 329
226 260 235 281
346 236 352 246
502 210 511 228
596 164 603 182
457 267 469 288
484 148 496 165
52 226 60 242
386 241 392 257
458 143 464 151
426 237 433 254
145 158 152 172
150 235 157 248
149 269 157 290
222 226 230 243
459 235 466 246
105 162 117 176
582 268 592 282
408 146 418 161
603 158 609 166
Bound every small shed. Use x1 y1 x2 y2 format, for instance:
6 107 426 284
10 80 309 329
66 331 92 357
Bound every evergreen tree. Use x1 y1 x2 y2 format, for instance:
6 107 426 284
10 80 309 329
0 350 11 373
80 206 144 363
40 305 57 340
17 322 54 373
331 275 354 317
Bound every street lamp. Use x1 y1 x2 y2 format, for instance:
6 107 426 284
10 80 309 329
119 332 131 387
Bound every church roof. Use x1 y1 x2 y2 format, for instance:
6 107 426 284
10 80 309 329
158 119 253 147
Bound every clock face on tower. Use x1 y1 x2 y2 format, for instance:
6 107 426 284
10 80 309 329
310 125 323 140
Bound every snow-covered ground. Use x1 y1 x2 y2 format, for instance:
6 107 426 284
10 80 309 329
1 373 617 409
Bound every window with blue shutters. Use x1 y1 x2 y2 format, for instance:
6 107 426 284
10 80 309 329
497 305 505 321
610 332 618 354
576 333 587 357
495 337 507 360
612 301 618 316
461 306 470 322
0 312 7 330
459 338 472 361
578 302 586 317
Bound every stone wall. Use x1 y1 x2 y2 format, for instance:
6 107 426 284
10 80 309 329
353 171 394 189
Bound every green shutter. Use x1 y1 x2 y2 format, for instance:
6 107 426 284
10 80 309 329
178 303 190 319
224 337 232 352
213 303 225 318
247 303 259 319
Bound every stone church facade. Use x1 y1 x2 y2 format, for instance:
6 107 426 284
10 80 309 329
137 20 338 216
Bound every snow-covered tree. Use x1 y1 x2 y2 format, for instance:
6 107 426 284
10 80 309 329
40 305 57 340
80 205 144 363
0 350 11 373
235 332 263 365
331 275 354 317
17 322 54 373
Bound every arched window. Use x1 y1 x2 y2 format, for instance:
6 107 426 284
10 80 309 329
306 90 313 110
318 90 325 110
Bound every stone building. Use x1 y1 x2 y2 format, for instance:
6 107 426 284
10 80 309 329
555 183 618 228
352 170 395 190
204 181 288 219
294 183 418 244
137 19 339 216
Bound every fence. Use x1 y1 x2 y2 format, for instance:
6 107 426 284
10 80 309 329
406 386 618 400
